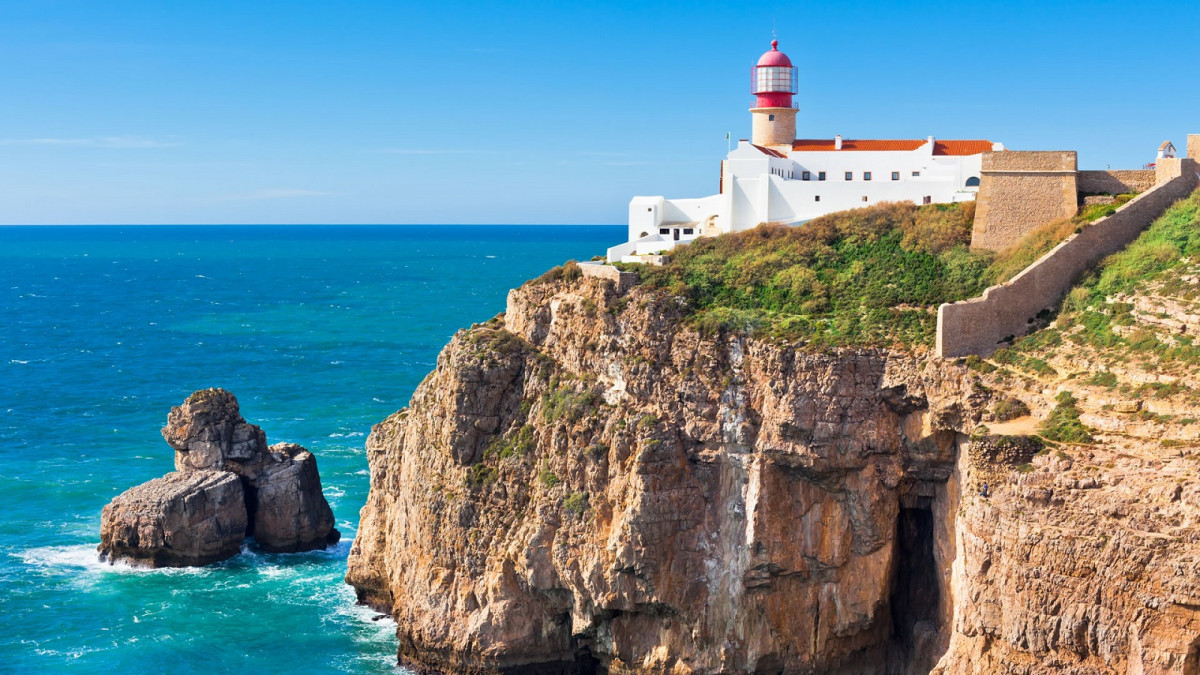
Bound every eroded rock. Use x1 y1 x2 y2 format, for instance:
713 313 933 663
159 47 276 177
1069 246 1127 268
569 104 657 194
98 470 246 568
254 443 340 552
99 389 339 567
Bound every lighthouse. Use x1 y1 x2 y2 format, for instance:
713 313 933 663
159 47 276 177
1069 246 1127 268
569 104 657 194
750 40 797 148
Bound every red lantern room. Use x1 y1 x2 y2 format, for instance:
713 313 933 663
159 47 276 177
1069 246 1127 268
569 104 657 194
751 40 797 109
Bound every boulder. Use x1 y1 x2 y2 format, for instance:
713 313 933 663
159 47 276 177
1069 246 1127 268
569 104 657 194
98 470 247 568
253 443 341 552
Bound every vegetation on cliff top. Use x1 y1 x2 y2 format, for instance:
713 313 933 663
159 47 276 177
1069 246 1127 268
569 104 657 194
628 201 992 347
1004 189 1200 367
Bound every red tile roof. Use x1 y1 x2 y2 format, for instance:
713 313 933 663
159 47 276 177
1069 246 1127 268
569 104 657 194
791 139 993 156
751 144 787 158
933 140 994 156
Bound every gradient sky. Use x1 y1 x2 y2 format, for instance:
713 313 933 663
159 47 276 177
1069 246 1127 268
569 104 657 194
2 0 1197 225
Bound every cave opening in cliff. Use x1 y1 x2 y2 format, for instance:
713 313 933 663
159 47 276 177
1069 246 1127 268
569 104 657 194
889 500 940 655
1184 637 1200 675
241 477 258 537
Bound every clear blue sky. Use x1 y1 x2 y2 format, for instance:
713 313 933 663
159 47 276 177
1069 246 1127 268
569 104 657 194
1 0 1197 224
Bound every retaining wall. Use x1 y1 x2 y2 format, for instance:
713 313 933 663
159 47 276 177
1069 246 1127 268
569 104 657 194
937 158 1198 358
1077 169 1156 195
578 262 639 294
971 151 1079 251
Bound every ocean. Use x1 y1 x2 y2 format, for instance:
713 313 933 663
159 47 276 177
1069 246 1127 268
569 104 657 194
0 225 623 673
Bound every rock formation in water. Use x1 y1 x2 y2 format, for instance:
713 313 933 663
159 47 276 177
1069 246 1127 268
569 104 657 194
99 388 340 567
98 470 247 567
345 268 1200 673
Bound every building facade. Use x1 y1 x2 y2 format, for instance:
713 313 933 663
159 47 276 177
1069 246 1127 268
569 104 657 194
607 40 1002 262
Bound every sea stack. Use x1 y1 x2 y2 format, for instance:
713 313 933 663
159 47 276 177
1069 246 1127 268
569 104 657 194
99 388 340 567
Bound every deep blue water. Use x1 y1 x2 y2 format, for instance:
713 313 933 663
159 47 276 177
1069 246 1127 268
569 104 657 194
0 225 622 673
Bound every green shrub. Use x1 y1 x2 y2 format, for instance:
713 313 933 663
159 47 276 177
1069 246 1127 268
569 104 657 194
541 384 599 424
1040 391 1094 444
485 425 536 460
563 491 589 516
992 397 1030 422
538 469 559 488
632 201 991 347
465 464 495 489
1087 371 1119 388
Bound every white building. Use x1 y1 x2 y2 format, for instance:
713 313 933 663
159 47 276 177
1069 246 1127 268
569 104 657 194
607 40 1003 262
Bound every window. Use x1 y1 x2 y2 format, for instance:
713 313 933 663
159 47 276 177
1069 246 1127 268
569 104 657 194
659 228 670 234
923 196 932 205
845 171 853 181
862 196 869 202
768 114 775 121
818 171 826 181
815 196 820 201
966 176 981 187
912 171 920 177
683 228 694 235
647 207 652 212
892 172 900 181
864 172 872 181
802 171 810 181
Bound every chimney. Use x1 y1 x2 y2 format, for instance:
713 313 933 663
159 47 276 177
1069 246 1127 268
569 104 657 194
834 135 843 150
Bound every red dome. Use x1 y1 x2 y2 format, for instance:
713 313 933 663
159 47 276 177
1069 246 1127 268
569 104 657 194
756 40 792 67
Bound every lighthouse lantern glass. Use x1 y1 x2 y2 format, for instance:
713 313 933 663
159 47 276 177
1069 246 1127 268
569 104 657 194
754 66 795 94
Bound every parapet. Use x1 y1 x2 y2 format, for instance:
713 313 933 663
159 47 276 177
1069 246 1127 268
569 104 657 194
1189 134 1200 161
982 150 1077 173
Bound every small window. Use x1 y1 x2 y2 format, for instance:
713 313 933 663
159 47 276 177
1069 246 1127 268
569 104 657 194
802 171 810 181
966 176 981 187
818 171 826 181
891 172 900 181
862 196 868 202
815 195 821 202
864 172 872 181
912 171 920 177
683 228 694 235
659 228 670 234
647 207 652 212
923 196 932 205
845 171 853 181
768 114 775 121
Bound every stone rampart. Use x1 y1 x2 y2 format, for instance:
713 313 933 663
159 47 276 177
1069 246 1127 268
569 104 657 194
971 151 1079 251
938 159 1198 358
1077 170 1156 195
1188 134 1200 161
578 262 639 294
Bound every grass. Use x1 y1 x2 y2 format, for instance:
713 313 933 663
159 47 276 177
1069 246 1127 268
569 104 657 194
631 201 992 347
1078 193 1136 222
1029 189 1200 365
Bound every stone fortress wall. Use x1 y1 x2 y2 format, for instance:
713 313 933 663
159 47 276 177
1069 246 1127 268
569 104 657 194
1077 169 1157 195
938 153 1199 358
970 151 1079 251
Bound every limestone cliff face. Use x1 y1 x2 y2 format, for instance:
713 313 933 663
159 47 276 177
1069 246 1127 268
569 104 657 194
346 274 1200 673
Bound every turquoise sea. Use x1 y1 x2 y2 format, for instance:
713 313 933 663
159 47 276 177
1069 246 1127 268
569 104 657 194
0 225 622 673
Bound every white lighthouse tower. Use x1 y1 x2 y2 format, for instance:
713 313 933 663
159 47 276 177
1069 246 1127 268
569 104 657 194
750 40 797 149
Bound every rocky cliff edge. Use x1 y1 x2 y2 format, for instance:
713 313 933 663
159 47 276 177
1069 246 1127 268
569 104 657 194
346 271 1200 673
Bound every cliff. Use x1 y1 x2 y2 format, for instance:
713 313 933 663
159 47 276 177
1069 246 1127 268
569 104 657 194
347 206 1200 672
